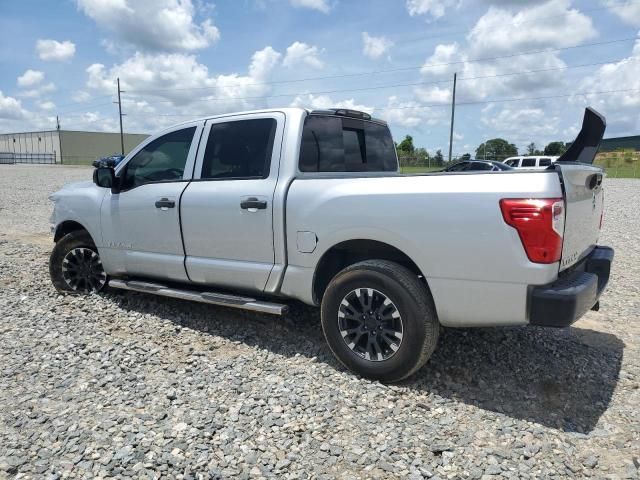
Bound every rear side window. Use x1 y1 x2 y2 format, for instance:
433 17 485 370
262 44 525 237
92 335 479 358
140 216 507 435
522 158 536 167
448 162 469 171
201 118 276 180
299 115 397 172
472 162 494 170
538 158 552 167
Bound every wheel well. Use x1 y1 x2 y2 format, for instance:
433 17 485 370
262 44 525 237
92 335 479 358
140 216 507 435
313 239 424 303
54 221 88 243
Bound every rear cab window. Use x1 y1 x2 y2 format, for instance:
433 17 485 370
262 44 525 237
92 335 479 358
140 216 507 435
299 114 397 172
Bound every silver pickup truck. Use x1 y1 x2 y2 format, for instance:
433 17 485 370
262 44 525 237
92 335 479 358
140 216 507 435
49 107 613 382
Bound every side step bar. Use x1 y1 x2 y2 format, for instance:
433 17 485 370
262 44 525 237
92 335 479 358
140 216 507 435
108 279 288 315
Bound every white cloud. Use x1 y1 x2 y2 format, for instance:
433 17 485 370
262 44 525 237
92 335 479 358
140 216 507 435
420 43 459 76
406 0 459 19
480 104 561 145
418 1 596 102
574 36 640 134
289 93 373 113
85 46 283 131
289 0 331 13
362 32 394 60
17 70 45 88
72 90 92 103
0 91 29 120
601 0 640 27
76 0 220 51
16 69 56 99
38 101 56 111
414 85 451 104
381 96 442 128
283 42 324 69
36 39 76 61
467 0 596 56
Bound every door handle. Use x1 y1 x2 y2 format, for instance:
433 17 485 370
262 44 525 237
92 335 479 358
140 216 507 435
240 197 267 210
155 198 175 209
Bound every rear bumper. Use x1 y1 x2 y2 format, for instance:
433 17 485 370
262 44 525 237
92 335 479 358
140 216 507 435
529 246 614 327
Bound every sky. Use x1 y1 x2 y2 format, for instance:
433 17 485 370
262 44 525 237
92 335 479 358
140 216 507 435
1 0 639 157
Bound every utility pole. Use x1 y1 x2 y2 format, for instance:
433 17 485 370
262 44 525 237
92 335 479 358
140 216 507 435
448 72 457 163
56 115 63 164
116 77 125 155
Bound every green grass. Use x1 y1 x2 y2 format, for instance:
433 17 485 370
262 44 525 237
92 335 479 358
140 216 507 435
595 151 640 179
400 166 443 174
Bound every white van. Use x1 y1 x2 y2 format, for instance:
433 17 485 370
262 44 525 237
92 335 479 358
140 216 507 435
503 156 559 170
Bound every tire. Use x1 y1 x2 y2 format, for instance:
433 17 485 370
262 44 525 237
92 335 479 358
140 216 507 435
49 230 108 294
321 260 439 382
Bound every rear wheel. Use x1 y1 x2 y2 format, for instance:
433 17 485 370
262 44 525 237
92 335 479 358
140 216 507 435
321 260 439 382
49 231 107 294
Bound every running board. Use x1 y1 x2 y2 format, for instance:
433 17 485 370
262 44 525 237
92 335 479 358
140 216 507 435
108 279 288 315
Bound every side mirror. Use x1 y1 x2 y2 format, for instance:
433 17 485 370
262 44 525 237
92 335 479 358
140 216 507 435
93 167 120 193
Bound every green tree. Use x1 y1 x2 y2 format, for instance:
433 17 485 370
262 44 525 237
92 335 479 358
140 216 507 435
544 141 567 156
527 142 536 155
433 149 444 166
460 153 471 161
414 147 430 166
397 135 415 154
475 138 518 161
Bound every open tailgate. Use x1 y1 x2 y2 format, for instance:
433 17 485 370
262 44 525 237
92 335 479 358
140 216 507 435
556 108 606 271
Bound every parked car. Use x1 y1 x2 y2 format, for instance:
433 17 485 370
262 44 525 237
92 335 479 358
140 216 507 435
444 160 513 172
503 155 558 169
48 107 613 382
92 154 125 168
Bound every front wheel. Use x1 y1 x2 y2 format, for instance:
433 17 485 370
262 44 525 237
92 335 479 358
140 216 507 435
49 231 108 294
321 260 439 382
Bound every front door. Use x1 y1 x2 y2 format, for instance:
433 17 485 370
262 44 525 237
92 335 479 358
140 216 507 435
180 112 284 292
99 123 202 282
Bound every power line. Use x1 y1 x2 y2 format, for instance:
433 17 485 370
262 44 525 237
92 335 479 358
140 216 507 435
124 36 637 94
121 56 638 105
375 87 640 111
121 87 640 118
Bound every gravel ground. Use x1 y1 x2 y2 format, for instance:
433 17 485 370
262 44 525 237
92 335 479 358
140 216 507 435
0 164 638 479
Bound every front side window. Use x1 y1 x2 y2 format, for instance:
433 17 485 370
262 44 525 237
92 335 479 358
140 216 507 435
539 158 552 167
121 127 195 190
522 158 536 167
299 115 397 172
201 118 276 180
505 159 519 167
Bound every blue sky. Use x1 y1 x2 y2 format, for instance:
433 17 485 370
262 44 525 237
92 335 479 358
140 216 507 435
1 0 639 156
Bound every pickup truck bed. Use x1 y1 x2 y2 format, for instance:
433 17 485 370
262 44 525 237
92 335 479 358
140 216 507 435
49 107 613 382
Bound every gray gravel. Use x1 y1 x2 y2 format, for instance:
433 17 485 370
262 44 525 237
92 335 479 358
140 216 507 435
1 164 639 479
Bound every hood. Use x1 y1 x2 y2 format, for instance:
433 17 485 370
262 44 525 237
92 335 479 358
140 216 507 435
48 180 95 202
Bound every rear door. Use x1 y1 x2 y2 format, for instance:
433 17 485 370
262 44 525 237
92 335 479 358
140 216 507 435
180 112 284 292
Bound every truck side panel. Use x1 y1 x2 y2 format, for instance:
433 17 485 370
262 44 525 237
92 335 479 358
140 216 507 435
282 171 563 327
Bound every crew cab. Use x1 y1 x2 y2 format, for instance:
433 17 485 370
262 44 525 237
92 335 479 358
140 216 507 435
49 107 613 382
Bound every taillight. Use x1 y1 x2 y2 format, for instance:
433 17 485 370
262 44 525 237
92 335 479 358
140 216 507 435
500 198 564 264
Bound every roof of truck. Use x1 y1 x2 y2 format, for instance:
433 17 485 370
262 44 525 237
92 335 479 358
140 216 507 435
166 107 387 130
